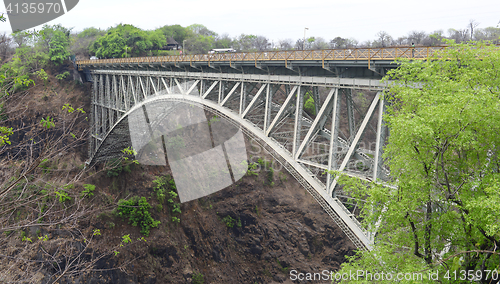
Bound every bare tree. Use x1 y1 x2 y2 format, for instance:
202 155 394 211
213 33 233 49
374 31 393 47
329 37 346 49
0 32 13 61
468 19 480 40
294 38 304 50
421 30 445 46
394 36 407 46
277 38 293 50
0 70 133 281
474 26 500 43
358 40 372 48
447 28 469 43
311 37 328 49
407 30 427 45
11 31 33 48
253 35 271 51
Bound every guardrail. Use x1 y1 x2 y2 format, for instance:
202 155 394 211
76 46 448 67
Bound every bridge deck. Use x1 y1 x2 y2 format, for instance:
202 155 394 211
76 46 447 69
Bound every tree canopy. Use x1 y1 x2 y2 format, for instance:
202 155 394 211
90 24 166 58
337 41 500 283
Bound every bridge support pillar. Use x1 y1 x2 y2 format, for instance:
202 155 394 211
263 84 273 133
239 82 246 115
313 86 320 116
327 88 340 195
373 98 387 181
345 89 356 142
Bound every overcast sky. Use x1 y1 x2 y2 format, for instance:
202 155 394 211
3 0 500 43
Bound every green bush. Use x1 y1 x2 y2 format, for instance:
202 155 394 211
152 175 170 203
106 158 131 177
221 215 241 228
267 167 274 186
115 196 160 236
55 71 70 80
167 190 178 204
63 183 74 189
303 95 316 116
172 203 181 214
153 175 181 217
81 184 95 198
192 272 204 284
34 69 48 84
38 158 51 173
246 162 258 176
54 190 71 203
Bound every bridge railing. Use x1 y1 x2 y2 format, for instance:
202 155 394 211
76 46 448 67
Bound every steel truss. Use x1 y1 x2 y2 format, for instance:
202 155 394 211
88 69 389 250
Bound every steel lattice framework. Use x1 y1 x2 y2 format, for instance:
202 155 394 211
87 69 391 251
77 46 446 67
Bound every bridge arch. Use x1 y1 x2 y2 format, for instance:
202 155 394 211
86 70 390 251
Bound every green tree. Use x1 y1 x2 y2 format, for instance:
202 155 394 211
91 30 126 58
48 30 71 65
337 41 500 283
77 27 104 39
11 30 34 48
184 35 214 54
71 27 105 58
187 24 217 37
234 34 257 51
213 33 233 49
90 24 166 58
158 24 189 44
36 25 71 66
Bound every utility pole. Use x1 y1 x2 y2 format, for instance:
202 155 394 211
303 27 309 50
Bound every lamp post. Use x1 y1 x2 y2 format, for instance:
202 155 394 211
303 27 309 50
183 39 186 55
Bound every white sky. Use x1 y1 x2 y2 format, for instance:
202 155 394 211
2 0 500 43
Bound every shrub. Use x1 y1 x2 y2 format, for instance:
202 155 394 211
221 215 241 228
38 158 51 173
171 203 181 214
192 272 204 284
115 196 160 236
246 162 258 176
55 71 70 80
152 175 169 203
267 167 274 186
63 183 74 189
106 158 131 177
34 69 48 84
54 190 71 203
153 175 181 218
303 95 316 116
81 184 95 198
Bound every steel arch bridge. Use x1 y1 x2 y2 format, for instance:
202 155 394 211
77 47 415 251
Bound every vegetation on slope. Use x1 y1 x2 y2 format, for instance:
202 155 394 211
337 41 500 283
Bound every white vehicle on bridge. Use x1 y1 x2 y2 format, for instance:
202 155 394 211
208 48 236 54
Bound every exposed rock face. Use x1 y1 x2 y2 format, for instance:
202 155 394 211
57 165 355 284
1 67 355 284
